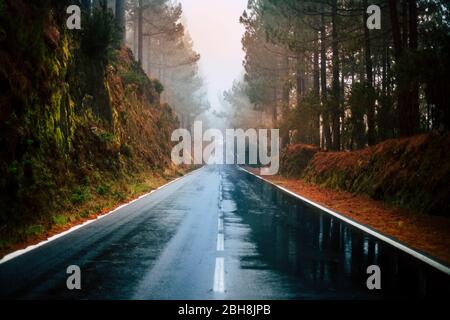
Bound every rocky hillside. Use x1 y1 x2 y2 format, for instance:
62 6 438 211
0 1 179 251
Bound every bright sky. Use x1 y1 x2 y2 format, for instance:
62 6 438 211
178 0 247 113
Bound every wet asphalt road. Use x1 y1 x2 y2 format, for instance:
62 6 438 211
0 165 449 299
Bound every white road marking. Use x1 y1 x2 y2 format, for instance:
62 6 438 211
213 257 225 292
217 233 224 251
239 166 450 275
218 218 224 233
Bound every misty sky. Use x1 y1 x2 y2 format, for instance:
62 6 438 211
179 0 247 113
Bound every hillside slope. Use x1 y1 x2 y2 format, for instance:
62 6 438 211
280 132 450 216
0 1 180 253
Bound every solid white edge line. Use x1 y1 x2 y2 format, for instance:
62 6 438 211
213 257 225 292
239 166 450 275
0 166 205 265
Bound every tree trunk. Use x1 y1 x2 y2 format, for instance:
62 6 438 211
133 12 138 59
331 0 340 151
138 0 143 65
389 0 403 60
379 38 390 141
320 9 332 150
363 0 375 146
93 0 106 10
313 43 320 98
340 63 345 148
272 86 278 127
402 0 409 48
296 50 306 143
296 51 304 110
389 0 407 136
115 0 126 45
281 54 290 148
313 32 321 146
389 0 419 137
408 0 419 134
382 40 388 97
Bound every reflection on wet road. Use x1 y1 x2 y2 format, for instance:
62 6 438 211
0 165 448 299
223 166 449 299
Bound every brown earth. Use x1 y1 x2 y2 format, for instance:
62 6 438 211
295 132 450 216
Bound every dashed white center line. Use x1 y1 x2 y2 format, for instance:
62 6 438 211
216 233 224 251
213 257 225 292
214 175 225 293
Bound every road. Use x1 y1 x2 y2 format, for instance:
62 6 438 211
0 165 449 299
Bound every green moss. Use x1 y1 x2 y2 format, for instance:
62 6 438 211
133 182 151 195
99 131 114 143
52 215 68 226
7 161 18 175
54 127 64 147
111 191 126 201
70 187 91 205
0 2 180 257
61 37 71 67
96 184 110 196
25 225 45 236
152 79 164 94
119 70 149 89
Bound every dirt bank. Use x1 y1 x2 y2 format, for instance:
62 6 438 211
281 132 450 216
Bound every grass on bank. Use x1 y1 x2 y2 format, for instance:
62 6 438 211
0 165 194 258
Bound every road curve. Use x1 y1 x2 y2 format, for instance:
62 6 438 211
0 165 448 299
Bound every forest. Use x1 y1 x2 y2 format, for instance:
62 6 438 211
0 0 449 259
0 0 206 253
122 0 210 128
0 0 449 301
226 0 450 151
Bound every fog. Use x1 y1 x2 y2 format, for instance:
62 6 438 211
179 0 247 129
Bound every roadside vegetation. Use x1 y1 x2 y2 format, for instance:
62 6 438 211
0 1 195 257
225 1 449 231
280 131 450 216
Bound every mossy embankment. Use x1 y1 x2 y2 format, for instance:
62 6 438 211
0 1 185 256
280 132 450 216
